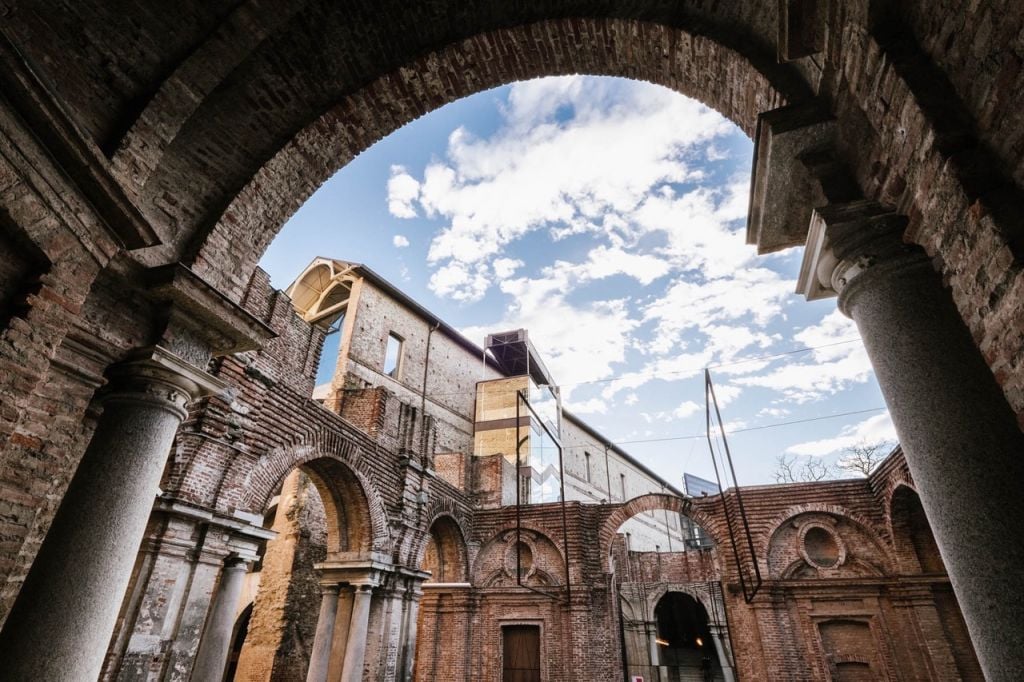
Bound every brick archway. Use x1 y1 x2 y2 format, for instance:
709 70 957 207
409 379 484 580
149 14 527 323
597 492 722 572
238 442 392 556
148 14 803 300
418 514 471 583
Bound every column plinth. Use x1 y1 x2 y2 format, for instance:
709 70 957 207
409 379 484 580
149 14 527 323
0 346 224 682
804 203 1024 679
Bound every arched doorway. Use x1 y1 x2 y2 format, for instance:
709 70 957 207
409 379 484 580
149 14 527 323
600 495 732 681
653 592 725 681
228 456 374 681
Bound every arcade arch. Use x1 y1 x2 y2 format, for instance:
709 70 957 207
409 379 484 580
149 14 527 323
0 3 1023 680
420 515 469 584
228 456 375 680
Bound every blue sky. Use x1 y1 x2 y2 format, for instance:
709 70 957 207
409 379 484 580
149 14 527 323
260 76 895 486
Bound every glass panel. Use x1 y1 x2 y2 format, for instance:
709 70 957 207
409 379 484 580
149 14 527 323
517 388 562 505
384 333 402 378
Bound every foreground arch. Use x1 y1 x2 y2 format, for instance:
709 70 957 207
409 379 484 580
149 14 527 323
0 2 1023 679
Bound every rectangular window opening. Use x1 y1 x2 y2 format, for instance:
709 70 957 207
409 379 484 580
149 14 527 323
384 332 403 379
584 452 591 483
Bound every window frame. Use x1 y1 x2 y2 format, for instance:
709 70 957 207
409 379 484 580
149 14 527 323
383 331 404 379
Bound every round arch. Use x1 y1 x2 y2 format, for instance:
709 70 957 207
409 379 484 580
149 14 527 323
471 524 566 586
237 443 392 557
889 484 945 574
419 514 470 583
758 502 887 559
597 493 722 572
139 14 807 299
642 582 725 627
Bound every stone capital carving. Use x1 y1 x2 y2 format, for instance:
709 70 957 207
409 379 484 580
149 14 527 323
797 200 929 314
100 345 228 419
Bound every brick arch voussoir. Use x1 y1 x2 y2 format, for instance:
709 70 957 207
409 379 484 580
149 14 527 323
413 511 472 578
759 502 891 567
237 436 392 556
598 493 722 571
643 583 723 626
470 521 565 582
189 16 799 300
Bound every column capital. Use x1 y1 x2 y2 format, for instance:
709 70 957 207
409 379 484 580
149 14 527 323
319 582 342 595
100 345 228 419
797 200 929 314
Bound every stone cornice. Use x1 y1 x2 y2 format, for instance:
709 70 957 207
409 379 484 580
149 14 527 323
146 263 277 354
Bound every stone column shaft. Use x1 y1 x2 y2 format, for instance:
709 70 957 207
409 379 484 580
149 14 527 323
816 208 1024 680
709 626 735 682
307 584 341 682
0 347 222 682
328 587 355 680
192 558 249 681
400 595 421 682
341 585 375 681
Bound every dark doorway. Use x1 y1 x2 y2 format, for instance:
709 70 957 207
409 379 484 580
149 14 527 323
654 592 722 681
503 624 541 682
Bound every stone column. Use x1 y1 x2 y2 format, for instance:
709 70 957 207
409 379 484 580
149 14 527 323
806 203 1024 680
709 625 735 682
328 586 355 680
307 584 341 682
192 557 250 681
0 346 223 682
647 623 660 667
400 591 422 681
341 584 375 681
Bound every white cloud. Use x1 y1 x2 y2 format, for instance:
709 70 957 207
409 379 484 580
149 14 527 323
493 257 524 280
757 406 790 419
672 400 702 419
386 166 421 218
392 235 410 248
429 262 490 302
642 268 794 356
406 75 732 300
786 413 896 457
566 397 608 414
710 383 743 407
733 311 870 402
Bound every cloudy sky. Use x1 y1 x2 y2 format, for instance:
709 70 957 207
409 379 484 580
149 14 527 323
260 76 895 486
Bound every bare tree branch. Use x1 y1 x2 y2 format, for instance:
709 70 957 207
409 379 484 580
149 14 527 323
836 440 894 477
774 453 835 483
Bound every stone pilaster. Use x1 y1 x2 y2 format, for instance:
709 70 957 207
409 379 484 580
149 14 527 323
342 584 375 681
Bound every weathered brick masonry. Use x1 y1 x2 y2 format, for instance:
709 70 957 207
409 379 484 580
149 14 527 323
0 1 1020 680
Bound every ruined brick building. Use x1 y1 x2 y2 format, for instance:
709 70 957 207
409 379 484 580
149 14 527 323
0 1 1023 681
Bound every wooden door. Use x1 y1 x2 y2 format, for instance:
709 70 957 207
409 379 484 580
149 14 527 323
503 625 541 682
